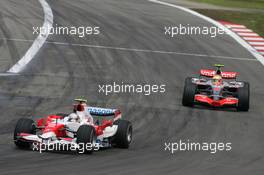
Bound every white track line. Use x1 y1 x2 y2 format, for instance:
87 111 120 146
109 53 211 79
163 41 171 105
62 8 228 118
226 25 246 28
249 42 264 46
237 33 259 37
255 47 264 50
243 37 264 41
0 73 20 76
7 0 53 73
232 28 252 32
148 0 264 66
0 37 257 62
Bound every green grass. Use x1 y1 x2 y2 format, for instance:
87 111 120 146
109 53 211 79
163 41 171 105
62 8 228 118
195 9 264 37
190 0 264 9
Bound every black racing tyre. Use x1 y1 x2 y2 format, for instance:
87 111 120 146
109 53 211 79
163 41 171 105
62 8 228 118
14 118 36 149
237 82 250 111
76 125 96 154
112 120 132 148
182 77 196 107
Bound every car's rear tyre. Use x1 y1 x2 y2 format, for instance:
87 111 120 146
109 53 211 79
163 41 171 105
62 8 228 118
182 77 196 107
237 82 250 111
14 118 36 149
76 125 96 154
112 120 132 148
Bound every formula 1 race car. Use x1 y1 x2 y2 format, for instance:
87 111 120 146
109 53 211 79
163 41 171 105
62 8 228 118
14 100 132 154
182 64 250 111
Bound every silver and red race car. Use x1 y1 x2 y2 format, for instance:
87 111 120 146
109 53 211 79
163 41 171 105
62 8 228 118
182 64 250 111
14 99 132 154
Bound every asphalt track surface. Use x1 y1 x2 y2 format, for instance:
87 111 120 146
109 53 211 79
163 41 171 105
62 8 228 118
0 0 264 174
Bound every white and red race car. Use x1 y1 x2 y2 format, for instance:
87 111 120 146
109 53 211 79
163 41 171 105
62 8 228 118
14 101 132 154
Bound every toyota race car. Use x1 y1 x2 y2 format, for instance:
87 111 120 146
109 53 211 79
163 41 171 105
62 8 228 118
182 64 250 111
14 100 132 154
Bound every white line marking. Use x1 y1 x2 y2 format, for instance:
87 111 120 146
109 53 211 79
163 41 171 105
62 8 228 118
7 0 53 73
148 0 264 65
243 37 264 41
249 42 264 45
237 33 259 37
255 47 264 50
232 28 252 32
0 37 257 62
226 24 246 28
0 73 19 76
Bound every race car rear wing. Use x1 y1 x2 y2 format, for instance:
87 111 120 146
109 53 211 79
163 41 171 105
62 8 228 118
200 69 237 79
86 107 122 120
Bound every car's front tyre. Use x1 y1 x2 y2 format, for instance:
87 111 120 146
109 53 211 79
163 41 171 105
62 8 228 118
182 77 196 107
237 82 250 111
76 125 96 154
14 118 36 149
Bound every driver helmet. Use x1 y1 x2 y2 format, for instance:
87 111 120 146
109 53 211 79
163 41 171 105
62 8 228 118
212 75 222 85
74 98 87 112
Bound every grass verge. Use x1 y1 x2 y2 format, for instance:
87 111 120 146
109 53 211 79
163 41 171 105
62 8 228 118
190 0 264 10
